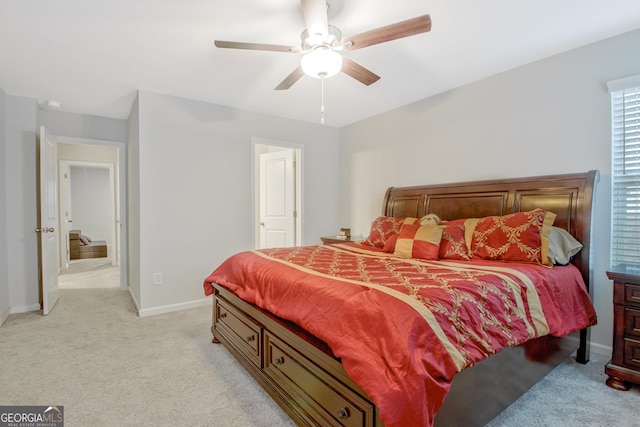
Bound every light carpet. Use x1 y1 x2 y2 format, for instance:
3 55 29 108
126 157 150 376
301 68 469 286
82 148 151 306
1 287 638 426
59 258 119 289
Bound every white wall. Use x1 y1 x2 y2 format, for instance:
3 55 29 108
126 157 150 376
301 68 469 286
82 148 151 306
130 91 340 315
127 94 141 308
0 86 9 324
58 142 118 163
69 166 113 246
5 95 40 313
41 109 128 142
339 28 640 356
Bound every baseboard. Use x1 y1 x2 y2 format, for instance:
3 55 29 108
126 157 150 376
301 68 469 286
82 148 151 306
589 341 612 358
0 305 10 326
561 328 611 359
127 287 141 315
137 297 210 317
10 304 41 314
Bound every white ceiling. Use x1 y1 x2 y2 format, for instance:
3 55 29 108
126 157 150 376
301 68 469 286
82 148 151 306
2 0 640 128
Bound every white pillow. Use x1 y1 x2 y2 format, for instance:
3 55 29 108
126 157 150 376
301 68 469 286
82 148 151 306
547 227 583 265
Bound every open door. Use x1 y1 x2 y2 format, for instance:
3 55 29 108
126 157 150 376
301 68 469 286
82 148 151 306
37 126 59 315
259 150 295 248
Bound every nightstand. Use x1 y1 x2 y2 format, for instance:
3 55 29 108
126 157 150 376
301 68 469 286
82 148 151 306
605 267 640 390
320 236 351 245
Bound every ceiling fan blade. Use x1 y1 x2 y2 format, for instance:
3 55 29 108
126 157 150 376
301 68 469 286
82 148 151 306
341 57 380 86
301 0 329 38
275 66 305 90
344 14 431 51
214 40 293 53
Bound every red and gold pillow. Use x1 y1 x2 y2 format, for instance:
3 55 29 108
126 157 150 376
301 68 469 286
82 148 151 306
464 209 556 266
362 216 418 248
394 224 443 260
439 224 470 260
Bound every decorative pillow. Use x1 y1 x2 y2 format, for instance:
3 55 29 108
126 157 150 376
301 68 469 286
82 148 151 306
79 235 90 246
464 209 556 266
383 234 399 253
419 214 441 226
394 224 443 260
362 216 418 248
547 226 583 265
439 224 471 260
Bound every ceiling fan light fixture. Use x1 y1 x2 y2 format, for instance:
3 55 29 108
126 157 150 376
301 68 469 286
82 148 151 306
301 47 343 78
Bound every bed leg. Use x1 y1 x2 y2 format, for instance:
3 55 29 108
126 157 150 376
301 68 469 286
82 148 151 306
576 327 590 364
211 325 221 344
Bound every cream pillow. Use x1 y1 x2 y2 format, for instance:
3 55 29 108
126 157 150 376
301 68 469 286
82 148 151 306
547 227 583 265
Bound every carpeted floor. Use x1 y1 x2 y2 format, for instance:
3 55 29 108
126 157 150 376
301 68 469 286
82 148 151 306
1 271 638 426
58 258 119 289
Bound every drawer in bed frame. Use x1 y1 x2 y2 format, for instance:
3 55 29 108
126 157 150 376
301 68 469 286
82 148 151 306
264 332 374 427
215 298 262 368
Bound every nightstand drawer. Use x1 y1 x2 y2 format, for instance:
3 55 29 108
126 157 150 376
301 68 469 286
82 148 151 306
625 283 640 305
624 338 640 370
625 307 640 338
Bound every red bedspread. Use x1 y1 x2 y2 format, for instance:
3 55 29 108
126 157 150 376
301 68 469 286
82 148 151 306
203 243 596 427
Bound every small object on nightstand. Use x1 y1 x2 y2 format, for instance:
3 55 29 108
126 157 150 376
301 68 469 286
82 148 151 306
339 228 351 238
605 266 640 391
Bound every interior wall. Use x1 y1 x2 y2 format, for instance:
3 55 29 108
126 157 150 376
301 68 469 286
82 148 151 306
133 91 340 315
40 109 128 142
0 86 9 324
339 27 640 356
5 95 40 313
127 95 141 308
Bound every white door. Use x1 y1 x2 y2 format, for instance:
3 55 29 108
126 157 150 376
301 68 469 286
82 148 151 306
38 126 59 315
259 150 295 248
58 163 73 269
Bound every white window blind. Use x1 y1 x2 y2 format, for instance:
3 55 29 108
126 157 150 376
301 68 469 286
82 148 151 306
609 77 640 269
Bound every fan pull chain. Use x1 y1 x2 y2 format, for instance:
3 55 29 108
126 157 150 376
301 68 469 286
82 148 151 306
320 73 326 125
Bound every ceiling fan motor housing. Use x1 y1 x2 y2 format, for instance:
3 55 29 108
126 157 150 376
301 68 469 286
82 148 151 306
301 25 343 51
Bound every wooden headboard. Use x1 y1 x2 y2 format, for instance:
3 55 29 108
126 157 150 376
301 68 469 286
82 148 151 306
382 170 599 292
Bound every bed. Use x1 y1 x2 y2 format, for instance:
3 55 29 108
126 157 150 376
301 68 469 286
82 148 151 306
204 170 598 427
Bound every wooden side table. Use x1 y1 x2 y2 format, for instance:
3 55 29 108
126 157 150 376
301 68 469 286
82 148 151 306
605 267 640 390
320 236 351 245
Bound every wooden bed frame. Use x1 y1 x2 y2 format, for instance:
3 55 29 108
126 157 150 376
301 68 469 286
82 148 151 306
211 170 598 427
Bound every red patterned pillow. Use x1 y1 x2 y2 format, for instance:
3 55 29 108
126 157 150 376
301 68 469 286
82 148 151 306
362 216 418 248
394 224 443 260
439 224 470 260
465 209 556 266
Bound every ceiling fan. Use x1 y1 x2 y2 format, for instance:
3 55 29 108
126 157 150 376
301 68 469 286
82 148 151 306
214 0 432 90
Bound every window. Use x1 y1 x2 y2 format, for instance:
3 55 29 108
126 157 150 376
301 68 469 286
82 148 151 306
608 75 640 270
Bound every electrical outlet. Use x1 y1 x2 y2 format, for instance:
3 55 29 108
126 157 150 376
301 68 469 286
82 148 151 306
153 272 163 285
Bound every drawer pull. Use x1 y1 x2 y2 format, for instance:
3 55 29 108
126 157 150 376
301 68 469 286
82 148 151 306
219 312 227 319
337 407 350 420
275 357 285 365
246 335 256 342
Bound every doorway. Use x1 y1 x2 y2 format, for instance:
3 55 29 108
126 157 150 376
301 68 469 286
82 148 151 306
56 139 127 291
253 139 302 249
